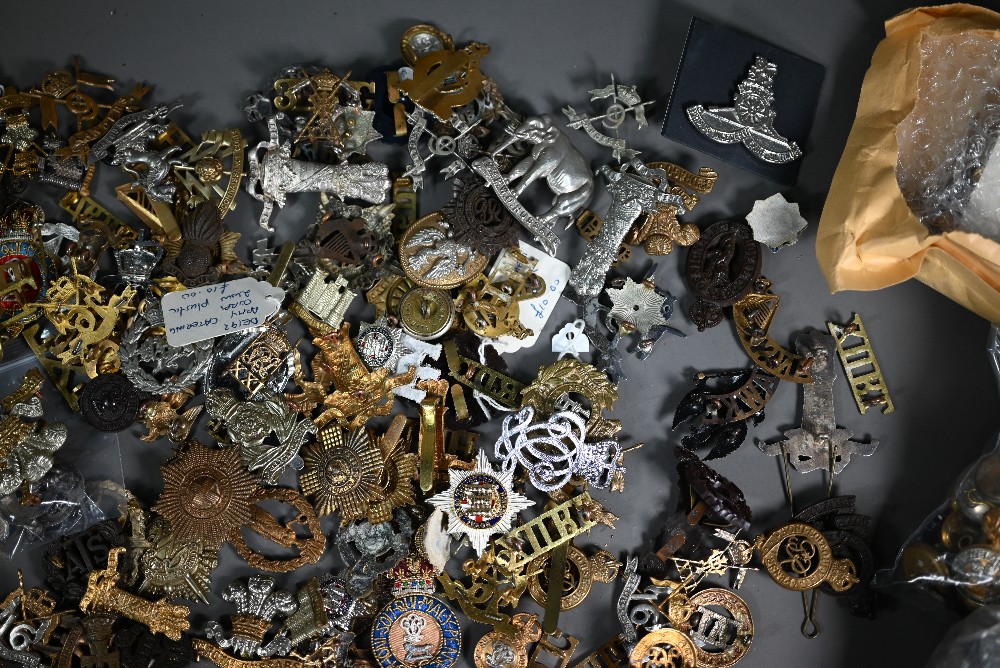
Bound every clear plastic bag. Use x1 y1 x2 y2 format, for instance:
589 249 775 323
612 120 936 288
896 32 1000 239
0 354 123 557
0 466 104 558
927 605 1000 667
877 325 1000 614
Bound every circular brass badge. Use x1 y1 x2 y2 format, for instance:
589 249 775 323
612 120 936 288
630 628 698 668
687 588 753 668
757 522 833 591
527 544 592 611
398 286 456 341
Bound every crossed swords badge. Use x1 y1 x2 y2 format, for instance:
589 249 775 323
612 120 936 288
562 75 652 162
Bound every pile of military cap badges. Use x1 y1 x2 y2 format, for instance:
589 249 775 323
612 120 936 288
0 24 896 668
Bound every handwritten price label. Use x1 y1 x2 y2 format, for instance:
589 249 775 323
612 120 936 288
493 241 570 354
162 277 285 347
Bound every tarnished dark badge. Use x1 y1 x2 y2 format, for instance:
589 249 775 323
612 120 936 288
314 216 376 265
684 219 762 331
79 373 146 432
442 178 518 257
44 518 126 603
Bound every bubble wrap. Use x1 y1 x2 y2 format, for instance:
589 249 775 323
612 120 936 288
896 33 1000 240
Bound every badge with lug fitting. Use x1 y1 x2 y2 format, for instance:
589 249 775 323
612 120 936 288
290 321 416 429
527 544 619 611
754 522 858 593
246 116 390 231
0 368 67 498
161 199 244 286
137 389 202 443
731 277 814 384
428 449 533 557
120 297 214 395
629 627 697 668
605 270 685 360
223 323 296 399
371 557 461 668
80 547 190 641
568 160 686 298
173 128 245 217
230 486 325 573
474 612 541 668
314 215 376 265
79 373 146 433
442 178 519 257
673 367 780 460
827 312 894 415
562 74 652 162
746 193 807 251
337 509 413 596
687 588 754 668
397 39 490 122
205 388 316 485
757 330 876 474
521 359 620 437
202 574 296 660
495 406 634 493
136 517 217 604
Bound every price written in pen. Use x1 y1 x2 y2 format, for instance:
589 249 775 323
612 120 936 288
161 277 285 347
530 278 560 320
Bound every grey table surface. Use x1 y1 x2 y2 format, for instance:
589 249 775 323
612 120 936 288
1 1 998 666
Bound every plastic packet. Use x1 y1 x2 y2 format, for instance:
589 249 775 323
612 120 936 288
877 325 1000 614
895 32 1000 240
0 353 123 557
927 605 1000 667
0 466 103 558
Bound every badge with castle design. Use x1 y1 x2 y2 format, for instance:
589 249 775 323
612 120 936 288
371 557 461 668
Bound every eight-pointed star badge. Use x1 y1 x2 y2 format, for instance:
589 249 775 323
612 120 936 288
606 276 669 338
427 450 533 556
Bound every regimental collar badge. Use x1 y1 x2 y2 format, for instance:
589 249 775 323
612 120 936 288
371 556 461 668
687 55 802 164
427 449 533 557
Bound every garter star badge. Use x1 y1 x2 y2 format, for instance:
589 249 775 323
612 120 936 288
427 449 533 557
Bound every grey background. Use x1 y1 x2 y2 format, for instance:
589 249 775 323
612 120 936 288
1 1 997 666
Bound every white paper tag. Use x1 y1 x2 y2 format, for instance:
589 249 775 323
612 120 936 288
162 277 285 347
551 319 590 359
493 241 570 354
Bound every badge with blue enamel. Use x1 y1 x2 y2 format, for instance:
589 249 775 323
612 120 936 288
371 557 462 668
